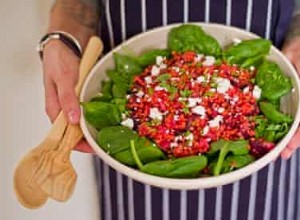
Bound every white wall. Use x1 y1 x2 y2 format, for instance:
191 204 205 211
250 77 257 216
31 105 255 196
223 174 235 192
0 1 99 219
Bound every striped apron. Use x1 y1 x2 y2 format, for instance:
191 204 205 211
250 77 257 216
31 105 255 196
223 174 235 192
96 1 299 219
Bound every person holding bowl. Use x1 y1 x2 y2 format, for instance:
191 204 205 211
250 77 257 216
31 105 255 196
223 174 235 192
39 0 300 219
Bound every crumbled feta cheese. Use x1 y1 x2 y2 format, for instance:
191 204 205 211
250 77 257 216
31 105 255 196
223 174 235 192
173 115 179 121
191 105 206 116
154 85 167 91
124 64 129 69
187 98 201 107
217 107 225 113
209 88 217 93
121 118 134 129
121 113 127 120
202 126 209 135
216 77 231 94
170 142 178 148
208 115 223 127
232 38 242 45
195 54 204 62
196 76 206 83
175 135 183 142
144 76 152 84
172 66 180 72
253 85 262 99
149 107 163 121
249 66 255 71
185 133 194 141
151 66 161 76
136 90 144 97
243 86 250 94
156 56 164 65
203 56 216 66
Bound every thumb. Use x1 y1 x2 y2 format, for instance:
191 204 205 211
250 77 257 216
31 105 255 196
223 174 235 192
57 79 81 124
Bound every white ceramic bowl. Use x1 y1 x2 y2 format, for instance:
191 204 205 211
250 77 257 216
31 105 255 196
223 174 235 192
80 23 300 189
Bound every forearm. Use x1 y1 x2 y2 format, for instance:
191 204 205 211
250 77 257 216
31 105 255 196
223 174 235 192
48 0 100 49
284 14 300 43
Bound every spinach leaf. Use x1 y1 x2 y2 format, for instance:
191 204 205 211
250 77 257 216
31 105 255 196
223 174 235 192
254 115 290 142
141 156 208 178
256 61 292 100
107 70 130 92
137 49 171 67
207 139 250 176
221 155 255 173
114 53 143 77
82 102 121 130
97 126 138 154
223 39 271 67
130 140 207 178
90 80 113 102
114 138 166 166
168 24 222 57
259 102 293 123
98 126 165 165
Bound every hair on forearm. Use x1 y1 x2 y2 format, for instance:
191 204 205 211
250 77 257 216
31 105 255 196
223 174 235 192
285 14 300 42
49 0 101 48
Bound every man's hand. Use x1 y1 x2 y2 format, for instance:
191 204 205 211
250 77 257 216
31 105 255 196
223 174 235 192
281 36 300 159
43 40 93 153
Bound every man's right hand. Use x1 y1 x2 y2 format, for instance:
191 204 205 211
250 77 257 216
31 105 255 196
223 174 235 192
43 40 94 153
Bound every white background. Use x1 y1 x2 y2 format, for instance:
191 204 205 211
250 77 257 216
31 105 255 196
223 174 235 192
0 1 99 219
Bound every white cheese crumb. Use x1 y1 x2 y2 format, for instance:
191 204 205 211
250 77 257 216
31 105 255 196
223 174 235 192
203 56 216 66
154 85 167 91
151 65 161 76
156 56 164 65
232 38 242 45
249 66 255 71
136 90 144 97
195 54 204 62
196 76 206 83
191 105 206 116
253 85 262 99
216 77 231 94
149 107 163 121
208 115 223 127
217 107 225 113
144 76 152 84
187 98 201 107
124 64 129 69
121 118 134 129
202 126 209 135
172 66 180 72
243 86 250 94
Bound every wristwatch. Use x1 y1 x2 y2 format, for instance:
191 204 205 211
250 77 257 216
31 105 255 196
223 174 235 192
36 31 83 59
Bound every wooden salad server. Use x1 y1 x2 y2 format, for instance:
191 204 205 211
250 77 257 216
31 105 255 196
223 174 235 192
13 36 103 209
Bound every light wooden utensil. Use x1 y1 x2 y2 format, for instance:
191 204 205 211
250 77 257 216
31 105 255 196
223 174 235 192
13 36 103 209
33 124 83 202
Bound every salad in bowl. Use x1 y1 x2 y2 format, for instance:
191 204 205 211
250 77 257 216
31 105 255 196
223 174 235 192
80 23 300 189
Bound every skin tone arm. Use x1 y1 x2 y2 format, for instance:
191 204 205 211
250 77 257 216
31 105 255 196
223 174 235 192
43 0 99 152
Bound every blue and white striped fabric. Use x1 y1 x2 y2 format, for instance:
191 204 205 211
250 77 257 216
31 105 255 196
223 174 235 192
95 1 299 219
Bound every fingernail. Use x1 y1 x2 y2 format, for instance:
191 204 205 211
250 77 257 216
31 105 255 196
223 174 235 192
68 109 79 124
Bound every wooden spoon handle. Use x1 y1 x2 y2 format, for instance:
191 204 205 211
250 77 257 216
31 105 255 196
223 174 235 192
58 124 83 155
47 37 103 142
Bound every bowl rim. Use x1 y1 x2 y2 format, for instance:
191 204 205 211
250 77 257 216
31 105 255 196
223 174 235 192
80 22 300 189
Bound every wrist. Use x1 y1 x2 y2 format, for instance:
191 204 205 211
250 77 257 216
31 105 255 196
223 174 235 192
37 31 83 60
48 2 98 49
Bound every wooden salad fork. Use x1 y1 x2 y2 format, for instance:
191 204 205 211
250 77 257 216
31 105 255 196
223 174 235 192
13 36 103 209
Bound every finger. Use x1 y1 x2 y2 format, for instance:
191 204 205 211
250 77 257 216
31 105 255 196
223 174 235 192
74 139 95 154
281 147 293 159
56 74 80 124
44 75 61 123
281 128 300 159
